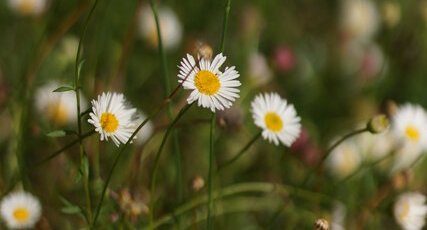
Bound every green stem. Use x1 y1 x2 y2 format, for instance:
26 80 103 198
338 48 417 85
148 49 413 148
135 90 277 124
150 0 183 209
145 182 335 230
36 130 96 166
218 131 262 171
91 111 159 228
301 127 368 186
219 0 231 53
206 0 231 227
149 103 194 228
74 0 99 225
207 113 216 230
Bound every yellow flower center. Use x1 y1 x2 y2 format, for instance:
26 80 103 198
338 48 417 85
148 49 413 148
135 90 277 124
398 201 410 221
100 112 119 133
48 102 68 125
19 0 35 15
13 208 29 223
194 70 221 95
405 125 420 142
264 112 283 132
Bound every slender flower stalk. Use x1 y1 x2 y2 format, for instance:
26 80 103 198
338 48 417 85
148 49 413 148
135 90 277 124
36 130 96 166
207 1 231 229
92 63 197 227
218 131 262 171
74 0 99 224
149 103 194 228
145 182 335 230
301 127 368 186
150 0 184 208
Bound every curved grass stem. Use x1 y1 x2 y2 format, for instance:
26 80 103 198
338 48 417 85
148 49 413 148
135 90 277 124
148 103 194 229
218 131 262 171
145 182 335 230
74 0 100 224
150 0 184 211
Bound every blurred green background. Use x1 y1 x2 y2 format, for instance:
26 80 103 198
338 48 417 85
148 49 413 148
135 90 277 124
0 0 427 229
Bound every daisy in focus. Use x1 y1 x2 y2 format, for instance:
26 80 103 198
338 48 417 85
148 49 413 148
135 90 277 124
8 0 47 16
35 82 87 126
251 92 301 146
392 103 427 150
0 191 41 229
394 192 427 230
88 92 138 147
178 53 241 112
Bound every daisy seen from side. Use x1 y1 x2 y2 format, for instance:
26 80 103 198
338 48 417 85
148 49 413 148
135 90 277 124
178 53 241 112
88 92 138 147
251 92 301 146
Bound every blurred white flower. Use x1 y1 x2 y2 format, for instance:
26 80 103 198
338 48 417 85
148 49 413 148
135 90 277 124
391 143 423 173
382 2 401 28
251 92 301 146
248 52 272 86
392 104 427 150
35 82 87 126
178 53 241 112
133 111 154 145
357 131 394 162
0 191 41 229
139 5 182 50
8 0 47 16
88 92 138 147
326 139 362 178
394 192 427 230
331 202 346 230
340 0 379 41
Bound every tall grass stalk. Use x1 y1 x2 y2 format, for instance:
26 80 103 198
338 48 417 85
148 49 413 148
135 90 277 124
217 131 262 171
91 72 194 227
148 103 193 228
207 0 231 228
149 0 184 209
74 0 100 224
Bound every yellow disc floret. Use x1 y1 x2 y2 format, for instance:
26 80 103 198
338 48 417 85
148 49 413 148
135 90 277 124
264 112 283 132
13 207 29 223
194 70 220 95
405 125 420 142
100 112 119 133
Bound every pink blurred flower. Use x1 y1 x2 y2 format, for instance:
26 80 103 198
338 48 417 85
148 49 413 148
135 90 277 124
274 46 296 72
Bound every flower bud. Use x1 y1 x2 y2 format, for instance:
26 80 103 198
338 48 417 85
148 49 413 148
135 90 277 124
314 218 329 230
367 114 389 134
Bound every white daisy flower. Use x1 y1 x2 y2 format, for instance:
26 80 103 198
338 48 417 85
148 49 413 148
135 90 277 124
35 82 87 126
326 139 362 178
139 5 182 50
392 103 427 150
0 191 41 229
250 92 301 146
394 192 427 230
178 53 241 112
88 92 138 147
8 0 47 16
